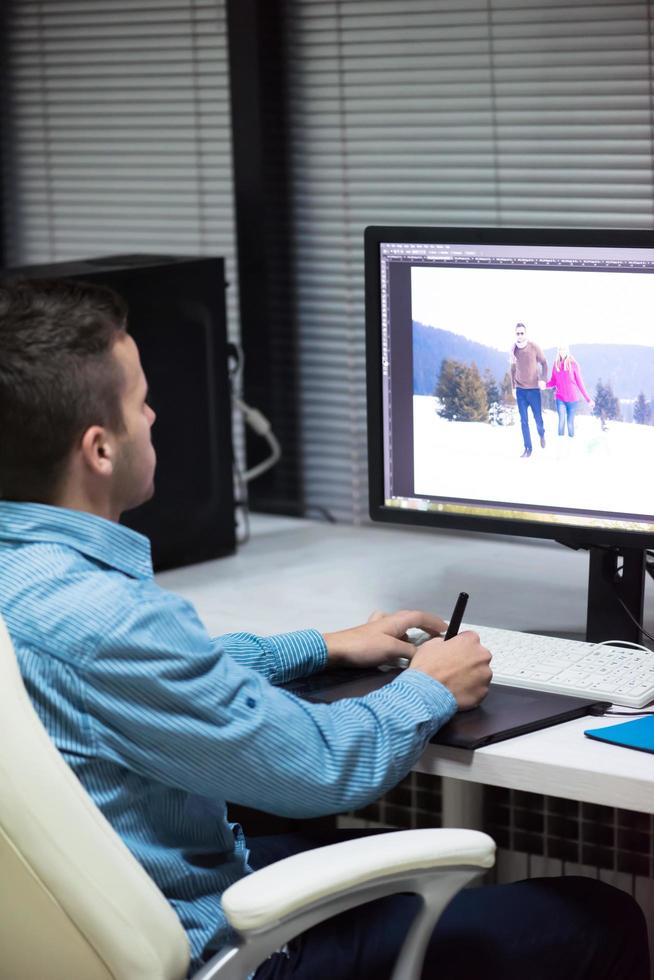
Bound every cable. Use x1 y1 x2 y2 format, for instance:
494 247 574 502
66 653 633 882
610 557 654 645
603 709 654 716
607 550 654 646
304 505 337 523
233 460 251 546
227 343 283 483
227 341 243 378
226 342 251 544
234 397 282 482
611 594 654 645
590 639 652 655
226 342 283 543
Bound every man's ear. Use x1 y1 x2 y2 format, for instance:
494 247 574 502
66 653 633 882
80 425 114 477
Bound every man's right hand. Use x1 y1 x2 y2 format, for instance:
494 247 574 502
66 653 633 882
408 631 492 710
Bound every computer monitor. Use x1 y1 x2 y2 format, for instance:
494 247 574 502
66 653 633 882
365 226 654 643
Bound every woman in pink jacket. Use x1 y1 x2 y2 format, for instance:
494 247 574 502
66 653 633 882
546 345 595 438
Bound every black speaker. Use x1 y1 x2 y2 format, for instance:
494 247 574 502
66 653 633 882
6 254 236 570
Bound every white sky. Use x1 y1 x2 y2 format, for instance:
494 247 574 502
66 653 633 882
411 265 654 350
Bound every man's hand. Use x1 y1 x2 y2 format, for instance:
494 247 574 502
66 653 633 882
538 379 547 390
323 609 446 669
409 631 492 710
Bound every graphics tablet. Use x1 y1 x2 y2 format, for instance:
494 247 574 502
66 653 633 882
283 669 609 749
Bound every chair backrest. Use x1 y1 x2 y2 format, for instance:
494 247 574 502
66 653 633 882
0 613 190 980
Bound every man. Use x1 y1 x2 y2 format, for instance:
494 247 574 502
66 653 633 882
511 322 548 458
0 279 648 979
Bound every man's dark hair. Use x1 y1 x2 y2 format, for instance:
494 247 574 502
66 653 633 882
0 277 128 503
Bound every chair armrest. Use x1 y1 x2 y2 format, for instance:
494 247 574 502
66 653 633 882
223 828 495 933
195 829 496 979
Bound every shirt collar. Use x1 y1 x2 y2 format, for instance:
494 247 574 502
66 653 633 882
0 501 153 580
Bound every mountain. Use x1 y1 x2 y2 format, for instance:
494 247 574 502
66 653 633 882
542 344 654 402
412 323 510 395
413 323 654 401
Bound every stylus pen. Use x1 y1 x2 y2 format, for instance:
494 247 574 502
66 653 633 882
444 592 469 641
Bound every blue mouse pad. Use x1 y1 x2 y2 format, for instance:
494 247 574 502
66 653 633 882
585 715 654 755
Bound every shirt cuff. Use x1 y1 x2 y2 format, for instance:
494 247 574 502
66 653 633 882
383 668 458 732
263 628 328 683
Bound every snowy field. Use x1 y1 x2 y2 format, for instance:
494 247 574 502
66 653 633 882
413 395 654 520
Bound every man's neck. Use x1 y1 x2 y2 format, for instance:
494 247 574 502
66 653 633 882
52 481 120 523
52 455 122 522
53 495 118 522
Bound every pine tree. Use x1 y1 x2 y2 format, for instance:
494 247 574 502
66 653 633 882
483 369 500 407
633 391 652 426
435 359 488 422
592 379 622 431
501 371 515 405
489 371 514 426
464 362 489 421
434 359 458 419
482 369 501 425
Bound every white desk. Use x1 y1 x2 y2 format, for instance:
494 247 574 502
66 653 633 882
157 515 654 817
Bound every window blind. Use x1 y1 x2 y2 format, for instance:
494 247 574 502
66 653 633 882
2 0 239 337
2 0 245 469
285 0 654 523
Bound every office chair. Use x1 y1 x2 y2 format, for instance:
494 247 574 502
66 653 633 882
0 613 495 980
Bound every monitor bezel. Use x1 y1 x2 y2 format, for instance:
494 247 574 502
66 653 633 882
365 224 654 551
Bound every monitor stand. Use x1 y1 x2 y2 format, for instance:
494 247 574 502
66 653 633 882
586 545 646 644
538 544 647 644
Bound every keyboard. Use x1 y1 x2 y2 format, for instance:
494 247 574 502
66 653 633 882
468 624 654 709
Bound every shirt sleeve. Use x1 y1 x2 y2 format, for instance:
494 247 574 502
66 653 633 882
210 628 328 683
80 592 458 819
535 344 548 379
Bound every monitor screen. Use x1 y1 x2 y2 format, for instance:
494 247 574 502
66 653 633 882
365 226 654 552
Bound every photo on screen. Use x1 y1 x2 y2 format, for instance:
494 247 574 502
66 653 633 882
411 264 654 523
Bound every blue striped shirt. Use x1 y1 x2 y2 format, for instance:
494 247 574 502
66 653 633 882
0 501 456 972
